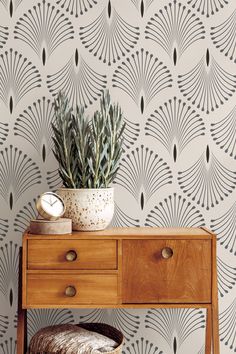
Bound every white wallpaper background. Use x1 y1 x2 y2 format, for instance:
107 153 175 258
0 0 235 353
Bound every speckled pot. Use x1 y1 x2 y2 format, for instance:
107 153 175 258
57 188 114 231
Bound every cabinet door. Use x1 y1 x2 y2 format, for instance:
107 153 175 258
122 239 211 303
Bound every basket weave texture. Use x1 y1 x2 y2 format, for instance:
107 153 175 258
29 323 124 354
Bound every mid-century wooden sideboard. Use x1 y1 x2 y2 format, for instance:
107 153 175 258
17 227 219 354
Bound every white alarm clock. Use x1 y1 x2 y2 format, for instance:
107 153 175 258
36 192 65 220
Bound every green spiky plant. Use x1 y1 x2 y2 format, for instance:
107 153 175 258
52 90 125 189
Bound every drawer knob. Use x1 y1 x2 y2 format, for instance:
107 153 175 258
65 285 77 297
161 247 173 259
65 250 77 262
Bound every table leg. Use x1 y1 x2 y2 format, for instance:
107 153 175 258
212 303 220 354
212 236 220 354
205 307 212 354
17 307 27 354
17 247 27 354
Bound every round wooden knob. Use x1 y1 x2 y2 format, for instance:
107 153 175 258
65 285 77 297
65 250 77 262
161 247 173 259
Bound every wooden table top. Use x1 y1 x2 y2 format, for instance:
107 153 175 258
24 226 214 240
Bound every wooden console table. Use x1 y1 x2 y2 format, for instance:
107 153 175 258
17 227 219 354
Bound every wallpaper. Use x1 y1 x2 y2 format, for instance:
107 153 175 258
0 0 235 353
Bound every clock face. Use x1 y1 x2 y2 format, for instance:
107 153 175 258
40 192 65 218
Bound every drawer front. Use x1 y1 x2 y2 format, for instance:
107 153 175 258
28 240 117 270
27 274 118 306
122 239 211 303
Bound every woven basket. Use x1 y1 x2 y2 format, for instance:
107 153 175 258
79 323 123 354
29 323 124 354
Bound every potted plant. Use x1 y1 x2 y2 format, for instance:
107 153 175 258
51 90 125 231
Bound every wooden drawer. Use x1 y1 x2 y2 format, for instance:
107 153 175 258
122 239 211 303
27 274 118 306
27 240 117 270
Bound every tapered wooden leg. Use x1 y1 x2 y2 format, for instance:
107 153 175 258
17 307 27 354
212 236 220 354
212 303 220 354
17 247 27 354
205 307 212 354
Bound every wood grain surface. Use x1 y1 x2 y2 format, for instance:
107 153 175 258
122 239 211 303
27 274 118 306
25 227 213 240
28 239 117 270
20 227 219 354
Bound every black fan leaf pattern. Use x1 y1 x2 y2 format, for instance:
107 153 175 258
0 0 23 17
217 256 236 298
130 0 154 17
178 50 236 114
0 219 8 241
187 0 228 17
145 1 205 65
145 194 205 228
211 202 236 255
0 314 8 338
47 169 62 191
125 338 163 354
14 1 74 65
219 298 236 351
114 145 173 210
112 49 172 114
47 49 107 107
196 347 204 354
145 97 205 162
0 337 16 354
14 198 38 233
14 97 55 162
0 0 235 350
79 5 140 66
211 10 236 63
123 118 140 150
27 309 74 340
80 309 140 341
211 106 236 159
178 146 236 210
13 313 17 329
0 146 41 210
56 0 97 17
145 308 205 354
112 203 140 227
0 49 42 114
0 123 9 145
0 242 19 307
0 26 8 49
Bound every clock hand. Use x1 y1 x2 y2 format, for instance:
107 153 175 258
41 198 51 206
51 199 58 206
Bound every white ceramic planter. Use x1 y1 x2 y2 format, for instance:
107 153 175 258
57 188 114 231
